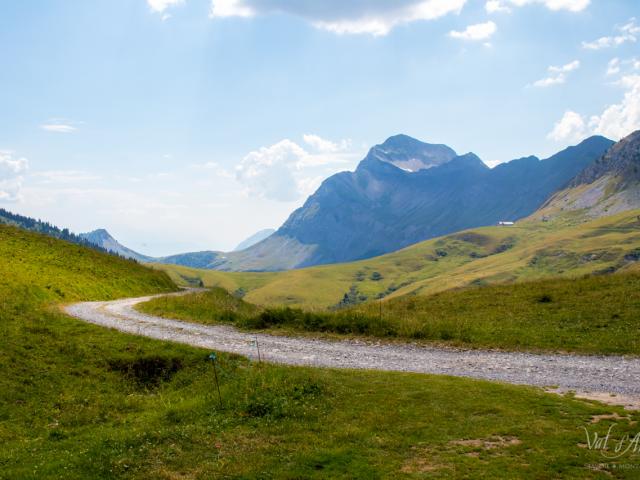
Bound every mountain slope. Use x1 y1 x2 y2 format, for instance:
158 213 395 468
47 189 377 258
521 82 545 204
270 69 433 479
209 134 613 271
80 229 154 262
535 130 640 220
234 228 276 251
158 208 640 308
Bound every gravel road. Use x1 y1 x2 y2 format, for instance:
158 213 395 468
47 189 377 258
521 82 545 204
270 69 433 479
64 291 640 403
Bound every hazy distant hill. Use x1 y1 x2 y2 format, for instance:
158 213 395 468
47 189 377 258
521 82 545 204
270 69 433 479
234 229 275 251
79 229 153 262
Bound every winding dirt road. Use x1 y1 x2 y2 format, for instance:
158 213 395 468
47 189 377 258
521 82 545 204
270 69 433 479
64 291 640 406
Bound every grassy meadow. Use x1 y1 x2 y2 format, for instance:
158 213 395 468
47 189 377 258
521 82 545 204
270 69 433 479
155 209 640 309
4 223 640 477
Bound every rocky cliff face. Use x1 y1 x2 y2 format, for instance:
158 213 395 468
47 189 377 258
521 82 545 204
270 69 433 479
535 130 640 220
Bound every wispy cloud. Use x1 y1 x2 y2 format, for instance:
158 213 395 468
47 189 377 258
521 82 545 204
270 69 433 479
32 170 101 184
582 18 639 50
40 119 79 134
41 124 77 134
532 60 580 88
486 0 589 13
209 0 467 36
449 21 497 41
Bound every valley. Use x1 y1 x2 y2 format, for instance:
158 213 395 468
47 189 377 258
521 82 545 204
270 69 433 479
3 224 633 479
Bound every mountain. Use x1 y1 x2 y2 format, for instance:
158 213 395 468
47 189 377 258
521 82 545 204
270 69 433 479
234 229 276 251
158 209 640 308
79 229 153 262
535 130 640 220
206 134 614 271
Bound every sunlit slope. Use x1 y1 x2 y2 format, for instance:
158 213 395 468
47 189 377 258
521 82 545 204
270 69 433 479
0 224 176 303
156 210 640 308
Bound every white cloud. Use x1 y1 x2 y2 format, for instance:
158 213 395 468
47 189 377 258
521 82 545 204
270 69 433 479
147 0 184 13
0 151 29 202
547 111 587 142
549 60 580 73
588 74 640 140
235 135 359 201
235 139 307 202
485 1 511 13
41 123 77 133
607 58 621 76
532 60 580 88
582 18 639 50
210 0 467 36
549 75 640 142
449 21 497 41
302 134 351 154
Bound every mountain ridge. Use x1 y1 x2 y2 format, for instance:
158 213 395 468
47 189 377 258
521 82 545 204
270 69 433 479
209 134 614 271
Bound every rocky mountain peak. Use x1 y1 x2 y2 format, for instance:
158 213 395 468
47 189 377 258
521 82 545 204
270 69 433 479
367 134 458 172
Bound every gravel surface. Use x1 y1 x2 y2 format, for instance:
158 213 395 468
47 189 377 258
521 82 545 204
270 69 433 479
64 291 640 401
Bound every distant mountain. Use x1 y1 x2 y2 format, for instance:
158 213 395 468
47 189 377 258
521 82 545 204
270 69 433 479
535 130 640 220
205 134 613 271
79 229 153 262
156 250 223 269
234 229 275 251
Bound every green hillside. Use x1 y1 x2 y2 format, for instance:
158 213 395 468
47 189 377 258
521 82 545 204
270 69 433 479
3 222 639 478
156 209 640 308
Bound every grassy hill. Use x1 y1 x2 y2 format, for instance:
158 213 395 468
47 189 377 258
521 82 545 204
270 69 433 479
3 221 639 477
156 209 640 308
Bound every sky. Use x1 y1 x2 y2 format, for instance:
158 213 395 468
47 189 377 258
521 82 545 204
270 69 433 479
1 0 639 256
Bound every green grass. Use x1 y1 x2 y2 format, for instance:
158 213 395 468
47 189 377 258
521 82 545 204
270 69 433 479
139 272 640 355
4 223 640 478
156 209 640 309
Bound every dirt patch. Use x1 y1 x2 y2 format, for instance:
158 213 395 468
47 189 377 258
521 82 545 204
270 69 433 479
400 446 448 473
590 412 632 424
545 388 640 411
450 436 522 450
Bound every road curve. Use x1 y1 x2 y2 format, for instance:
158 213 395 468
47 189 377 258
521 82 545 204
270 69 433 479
64 291 640 403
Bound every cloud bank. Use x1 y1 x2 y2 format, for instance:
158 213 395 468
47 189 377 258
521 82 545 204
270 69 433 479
210 0 467 36
0 152 29 202
549 74 640 142
235 134 357 202
486 0 589 13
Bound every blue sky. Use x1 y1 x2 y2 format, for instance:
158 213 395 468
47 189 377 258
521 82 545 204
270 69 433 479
1 0 639 255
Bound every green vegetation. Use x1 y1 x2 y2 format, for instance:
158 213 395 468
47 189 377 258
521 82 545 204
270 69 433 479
139 272 640 355
4 223 640 477
156 209 640 308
